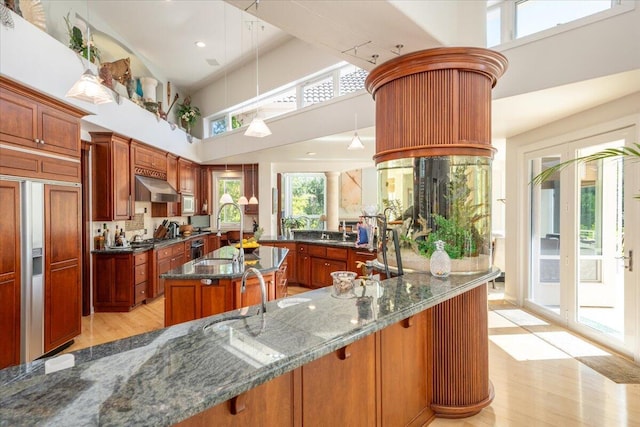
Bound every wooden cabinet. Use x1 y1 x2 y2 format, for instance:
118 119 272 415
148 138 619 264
44 185 82 352
296 244 310 286
154 241 186 298
261 242 296 292
243 163 258 216
380 312 434 426
134 251 149 305
232 274 275 309
200 166 212 215
94 249 150 311
178 158 195 194
348 247 377 274
302 334 377 426
176 371 295 427
0 78 84 182
91 132 132 221
208 234 221 254
0 180 21 369
131 141 167 178
309 246 348 289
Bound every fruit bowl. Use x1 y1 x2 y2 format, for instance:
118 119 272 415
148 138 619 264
235 243 259 254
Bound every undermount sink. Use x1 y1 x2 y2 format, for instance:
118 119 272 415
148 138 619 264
196 258 234 266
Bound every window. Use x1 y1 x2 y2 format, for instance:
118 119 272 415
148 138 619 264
487 0 618 46
214 172 243 227
302 75 334 107
515 0 611 39
210 117 227 136
283 173 326 228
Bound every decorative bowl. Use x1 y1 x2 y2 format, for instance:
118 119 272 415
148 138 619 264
330 271 357 298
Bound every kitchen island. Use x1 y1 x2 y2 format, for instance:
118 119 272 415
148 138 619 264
0 267 499 426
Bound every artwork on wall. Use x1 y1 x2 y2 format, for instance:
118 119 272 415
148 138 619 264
340 169 362 215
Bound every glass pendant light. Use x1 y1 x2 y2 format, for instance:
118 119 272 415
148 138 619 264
219 163 233 203
244 20 271 138
347 113 364 150
238 164 249 205
249 163 258 204
65 2 113 105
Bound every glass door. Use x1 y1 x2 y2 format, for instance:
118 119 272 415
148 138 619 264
571 132 638 354
526 128 638 356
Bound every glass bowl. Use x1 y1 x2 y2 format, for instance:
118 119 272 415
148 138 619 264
330 271 357 298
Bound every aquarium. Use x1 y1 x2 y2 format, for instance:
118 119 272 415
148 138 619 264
377 156 492 274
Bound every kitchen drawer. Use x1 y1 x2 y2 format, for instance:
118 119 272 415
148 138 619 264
326 247 348 260
298 244 308 254
172 242 185 256
134 251 148 266
309 245 326 257
134 281 147 305
156 246 172 261
135 264 148 285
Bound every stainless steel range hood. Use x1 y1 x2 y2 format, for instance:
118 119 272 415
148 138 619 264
135 176 180 203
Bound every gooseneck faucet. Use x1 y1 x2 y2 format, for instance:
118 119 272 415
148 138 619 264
216 202 244 265
241 267 267 315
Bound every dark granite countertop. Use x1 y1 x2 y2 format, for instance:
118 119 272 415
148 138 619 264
160 245 287 280
259 233 370 249
0 268 499 426
91 231 214 255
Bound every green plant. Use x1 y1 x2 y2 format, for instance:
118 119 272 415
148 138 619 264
176 96 201 130
64 13 100 63
419 214 475 259
531 143 640 199
282 216 304 229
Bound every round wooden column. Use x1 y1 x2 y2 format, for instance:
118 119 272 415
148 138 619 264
365 47 508 164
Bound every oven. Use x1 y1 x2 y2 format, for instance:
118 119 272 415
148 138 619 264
191 238 205 260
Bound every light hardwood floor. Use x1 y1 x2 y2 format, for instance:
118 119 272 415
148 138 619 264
65 286 640 426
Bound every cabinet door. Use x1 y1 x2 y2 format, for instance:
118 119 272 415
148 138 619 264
208 235 221 253
44 185 81 352
311 258 346 289
296 245 310 286
0 180 21 369
164 279 200 327
301 334 376 427
112 137 132 220
38 104 80 158
166 153 179 216
178 158 194 194
234 273 274 309
0 87 38 149
156 253 171 297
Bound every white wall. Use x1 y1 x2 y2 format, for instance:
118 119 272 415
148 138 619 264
494 3 640 100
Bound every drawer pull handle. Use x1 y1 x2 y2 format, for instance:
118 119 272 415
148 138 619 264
230 394 247 415
338 344 351 360
402 316 414 328
201 279 212 285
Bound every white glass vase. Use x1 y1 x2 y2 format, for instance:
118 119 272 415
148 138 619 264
430 240 451 278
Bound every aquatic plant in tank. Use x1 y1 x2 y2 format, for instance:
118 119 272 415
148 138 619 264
377 156 492 274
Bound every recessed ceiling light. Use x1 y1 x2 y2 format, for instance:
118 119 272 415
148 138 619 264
195 41 206 48
306 152 316 155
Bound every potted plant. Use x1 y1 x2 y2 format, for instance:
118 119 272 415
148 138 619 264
64 13 100 63
176 96 201 134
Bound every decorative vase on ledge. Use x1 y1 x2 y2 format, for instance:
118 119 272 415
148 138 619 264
140 77 157 102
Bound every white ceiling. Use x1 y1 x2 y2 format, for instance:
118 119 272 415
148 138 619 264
84 1 640 165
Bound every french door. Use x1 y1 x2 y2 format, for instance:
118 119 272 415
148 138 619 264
526 128 638 357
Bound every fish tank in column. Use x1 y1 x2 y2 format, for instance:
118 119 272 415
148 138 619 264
377 155 492 274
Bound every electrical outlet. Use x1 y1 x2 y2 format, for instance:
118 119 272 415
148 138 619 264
144 228 147 235
144 207 147 213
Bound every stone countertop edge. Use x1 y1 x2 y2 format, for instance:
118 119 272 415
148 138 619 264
0 268 500 427
91 231 215 254
259 234 366 249
159 245 287 280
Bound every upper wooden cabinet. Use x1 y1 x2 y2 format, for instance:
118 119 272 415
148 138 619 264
200 166 212 215
244 164 258 216
0 77 85 183
91 132 132 221
178 158 195 194
131 141 167 179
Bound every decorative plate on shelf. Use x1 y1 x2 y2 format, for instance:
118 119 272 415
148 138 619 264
19 0 46 32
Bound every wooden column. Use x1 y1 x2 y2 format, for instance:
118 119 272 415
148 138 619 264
365 47 508 164
430 283 493 417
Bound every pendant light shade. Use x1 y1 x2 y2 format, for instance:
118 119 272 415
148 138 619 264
219 192 233 204
238 196 249 205
245 118 271 138
347 113 364 150
66 69 114 105
244 20 271 138
65 5 113 105
249 163 258 204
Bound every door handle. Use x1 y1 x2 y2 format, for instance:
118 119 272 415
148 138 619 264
616 250 633 272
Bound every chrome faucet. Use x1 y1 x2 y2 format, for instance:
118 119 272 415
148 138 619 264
241 267 267 315
216 202 244 265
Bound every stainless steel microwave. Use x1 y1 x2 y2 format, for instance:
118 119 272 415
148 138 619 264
181 194 195 215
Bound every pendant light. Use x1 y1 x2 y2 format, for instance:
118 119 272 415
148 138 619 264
347 113 364 150
245 19 271 138
249 163 258 204
238 164 249 205
66 3 113 105
219 162 233 204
